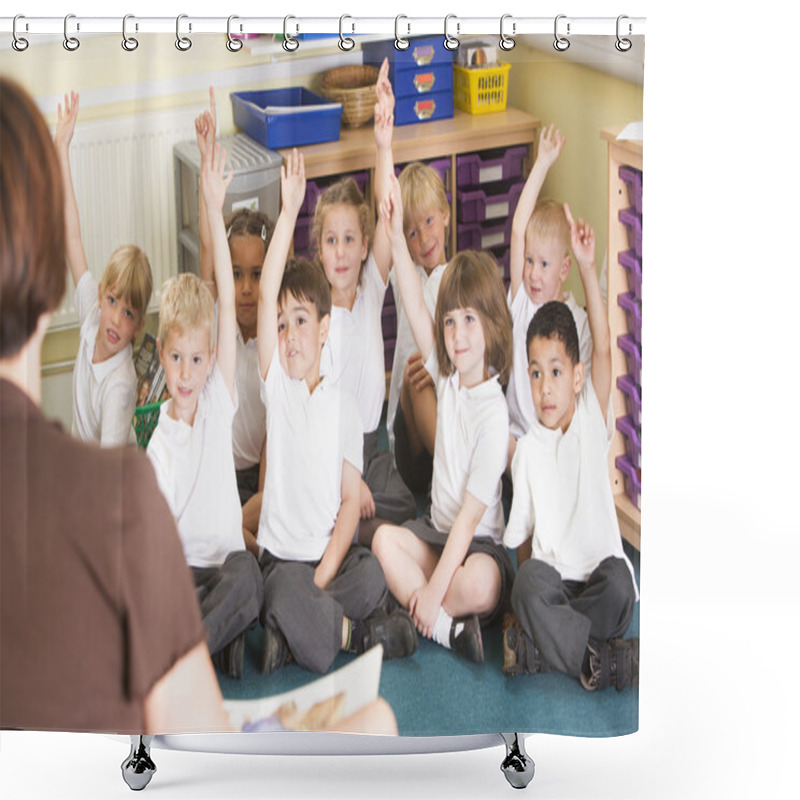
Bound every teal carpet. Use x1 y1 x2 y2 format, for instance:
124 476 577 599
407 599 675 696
218 413 640 738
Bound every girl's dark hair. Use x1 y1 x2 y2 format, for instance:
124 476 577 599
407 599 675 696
1 77 67 359
435 250 513 386
526 300 580 365
225 208 275 256
278 257 332 320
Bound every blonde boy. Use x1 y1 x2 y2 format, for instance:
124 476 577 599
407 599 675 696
255 149 417 676
146 145 263 680
507 125 593 450
55 92 153 447
503 206 638 691
387 162 451 493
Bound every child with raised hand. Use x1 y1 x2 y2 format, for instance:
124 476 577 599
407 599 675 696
313 58 416 542
54 91 153 447
194 87 274 554
502 205 639 692
146 143 263 681
507 124 593 460
255 149 417 677
372 176 515 664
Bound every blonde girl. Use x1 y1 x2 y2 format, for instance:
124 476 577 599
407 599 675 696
372 176 515 663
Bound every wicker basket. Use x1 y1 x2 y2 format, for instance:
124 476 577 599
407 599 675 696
321 65 379 128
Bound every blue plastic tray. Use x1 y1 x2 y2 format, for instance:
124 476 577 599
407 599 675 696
231 87 342 149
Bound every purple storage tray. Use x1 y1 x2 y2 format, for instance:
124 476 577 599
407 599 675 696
457 217 511 251
293 214 313 251
617 334 642 386
616 415 641 469
618 249 642 302
617 291 641 346
300 171 369 216
619 165 643 216
457 181 524 224
615 454 641 510
456 146 527 187
396 156 452 189
384 338 396 372
619 207 642 260
616 374 641 428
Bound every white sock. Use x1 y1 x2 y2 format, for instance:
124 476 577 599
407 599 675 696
432 608 455 649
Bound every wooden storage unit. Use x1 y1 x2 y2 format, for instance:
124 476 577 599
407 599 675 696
602 125 642 551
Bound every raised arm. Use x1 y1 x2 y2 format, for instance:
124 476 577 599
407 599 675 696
371 58 395 282
195 87 218 299
201 143 236 398
380 175 434 362
564 204 610 418
510 124 565 301
257 149 306 380
53 92 90 288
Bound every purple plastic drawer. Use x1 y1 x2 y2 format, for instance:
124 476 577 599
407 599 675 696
457 181 524 223
396 157 451 190
381 304 397 340
619 165 643 216
488 245 510 281
456 146 527 187
615 454 641 510
619 207 642 260
617 334 641 386
384 338 396 372
616 415 641 469
300 171 369 216
293 214 313 251
618 249 642 302
457 218 511 251
617 291 641 346
617 374 641 428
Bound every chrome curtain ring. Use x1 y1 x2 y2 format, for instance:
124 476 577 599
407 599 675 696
226 15 243 52
12 15 29 52
499 14 516 51
121 14 138 51
443 14 459 51
176 14 192 51
63 14 80 51
339 15 355 51
615 15 632 52
554 14 570 51
283 16 299 51
394 15 410 51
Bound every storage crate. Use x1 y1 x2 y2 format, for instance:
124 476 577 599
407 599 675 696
617 333 642 386
457 180 524 223
453 62 512 115
231 87 343 149
619 165 643 216
617 375 641 428
617 291 642 345
615 455 641 510
133 402 163 449
616 416 641 470
619 206 642 259
395 92 454 126
457 217 512 251
457 146 527 186
619 249 642 302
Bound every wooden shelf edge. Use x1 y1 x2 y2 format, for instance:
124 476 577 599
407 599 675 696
614 492 641 551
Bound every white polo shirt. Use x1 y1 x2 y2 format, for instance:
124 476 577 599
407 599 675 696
72 272 137 447
386 262 446 451
320 252 387 435
426 350 508 546
504 380 637 596
506 288 593 440
146 366 244 569
232 330 266 470
258 349 364 562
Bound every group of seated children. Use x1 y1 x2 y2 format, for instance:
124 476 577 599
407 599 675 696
55 62 639 693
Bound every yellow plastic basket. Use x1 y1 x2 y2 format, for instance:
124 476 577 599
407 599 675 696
132 402 163 449
453 62 512 115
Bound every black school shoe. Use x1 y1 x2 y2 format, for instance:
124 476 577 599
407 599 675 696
450 614 484 664
212 632 246 680
501 613 545 676
353 608 418 660
260 624 291 675
580 637 639 691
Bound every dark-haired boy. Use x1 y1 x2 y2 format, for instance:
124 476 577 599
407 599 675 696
255 149 417 676
502 204 639 691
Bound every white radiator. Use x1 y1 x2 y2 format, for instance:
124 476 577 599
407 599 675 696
50 106 200 330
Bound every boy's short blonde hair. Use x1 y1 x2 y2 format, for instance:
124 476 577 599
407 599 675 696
100 244 153 320
525 198 570 258
157 273 215 351
398 162 449 237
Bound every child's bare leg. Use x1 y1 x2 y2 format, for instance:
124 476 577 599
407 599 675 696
442 553 502 619
372 523 438 609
